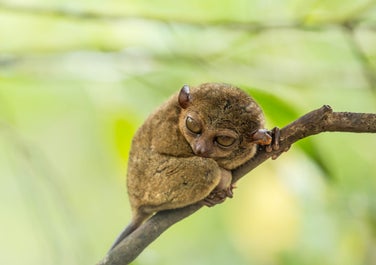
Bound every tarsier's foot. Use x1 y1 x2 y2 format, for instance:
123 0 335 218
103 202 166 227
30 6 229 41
201 184 236 207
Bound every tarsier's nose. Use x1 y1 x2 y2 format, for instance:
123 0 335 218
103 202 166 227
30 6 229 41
193 141 211 158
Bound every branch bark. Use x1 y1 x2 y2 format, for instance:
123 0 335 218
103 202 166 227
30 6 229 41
97 105 376 265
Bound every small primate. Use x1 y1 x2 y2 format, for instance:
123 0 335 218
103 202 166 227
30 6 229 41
110 83 277 250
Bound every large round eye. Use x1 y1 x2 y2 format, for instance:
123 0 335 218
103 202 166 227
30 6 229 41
186 116 202 134
215 135 236 147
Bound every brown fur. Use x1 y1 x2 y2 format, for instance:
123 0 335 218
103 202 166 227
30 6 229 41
110 83 265 250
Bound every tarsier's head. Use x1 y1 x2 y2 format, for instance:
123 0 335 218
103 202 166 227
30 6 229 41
178 83 271 170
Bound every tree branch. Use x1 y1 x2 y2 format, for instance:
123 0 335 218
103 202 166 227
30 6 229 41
97 105 376 265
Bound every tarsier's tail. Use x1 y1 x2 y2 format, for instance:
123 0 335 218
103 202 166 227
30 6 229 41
109 222 138 251
109 212 150 252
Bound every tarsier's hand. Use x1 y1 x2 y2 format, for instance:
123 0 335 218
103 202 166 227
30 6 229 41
265 127 281 152
264 127 290 159
251 127 281 151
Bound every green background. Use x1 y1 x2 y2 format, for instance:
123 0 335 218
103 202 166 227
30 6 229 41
1 1 376 264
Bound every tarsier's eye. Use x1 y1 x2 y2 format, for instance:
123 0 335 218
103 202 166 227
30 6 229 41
186 116 202 134
215 135 236 147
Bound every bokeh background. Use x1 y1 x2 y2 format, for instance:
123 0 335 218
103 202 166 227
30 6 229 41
1 1 376 265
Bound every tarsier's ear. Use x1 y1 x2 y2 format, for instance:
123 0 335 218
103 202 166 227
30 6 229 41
178 84 191 109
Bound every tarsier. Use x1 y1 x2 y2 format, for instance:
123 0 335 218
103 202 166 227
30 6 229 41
110 83 279 250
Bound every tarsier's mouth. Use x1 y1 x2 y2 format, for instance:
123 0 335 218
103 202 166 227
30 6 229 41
192 149 226 159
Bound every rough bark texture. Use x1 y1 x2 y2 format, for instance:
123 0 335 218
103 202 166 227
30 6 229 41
97 106 376 265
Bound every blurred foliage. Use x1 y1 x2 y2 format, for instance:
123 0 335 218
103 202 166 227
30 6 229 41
0 1 376 265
